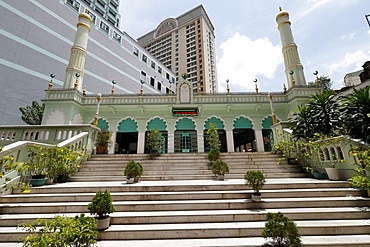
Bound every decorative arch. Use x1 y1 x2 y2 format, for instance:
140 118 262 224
233 115 254 129
72 113 83 124
262 116 274 130
204 116 225 129
45 110 65 124
117 117 138 133
146 117 167 131
175 117 196 131
155 18 178 37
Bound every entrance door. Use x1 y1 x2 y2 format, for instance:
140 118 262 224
180 133 191 153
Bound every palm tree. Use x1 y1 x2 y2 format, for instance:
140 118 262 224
339 87 370 143
289 104 315 140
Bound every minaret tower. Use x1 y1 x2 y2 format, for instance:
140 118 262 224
276 7 306 88
63 11 92 91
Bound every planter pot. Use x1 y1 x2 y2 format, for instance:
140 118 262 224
44 177 54 185
57 175 69 183
305 172 314 178
31 174 46 179
30 178 46 187
96 146 107 154
325 168 353 181
313 172 327 179
126 178 134 184
217 174 225 181
96 216 111 231
134 177 140 183
251 193 262 202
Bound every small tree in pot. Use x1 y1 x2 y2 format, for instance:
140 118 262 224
244 170 266 202
88 190 115 230
95 128 112 154
211 159 229 180
124 160 142 183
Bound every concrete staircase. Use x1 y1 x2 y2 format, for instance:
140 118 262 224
0 152 369 246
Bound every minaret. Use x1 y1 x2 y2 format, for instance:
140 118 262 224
63 11 92 91
276 8 306 88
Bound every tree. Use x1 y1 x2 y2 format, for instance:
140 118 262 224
19 100 44 125
307 75 332 92
339 87 370 144
206 122 220 150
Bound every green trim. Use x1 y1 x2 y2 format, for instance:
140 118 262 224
147 117 167 131
118 118 137 133
234 116 253 129
262 116 273 130
204 117 224 129
176 117 196 130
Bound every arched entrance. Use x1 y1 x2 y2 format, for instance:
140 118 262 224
233 116 256 152
116 118 138 154
145 117 168 154
204 117 227 152
174 117 197 153
262 116 275 151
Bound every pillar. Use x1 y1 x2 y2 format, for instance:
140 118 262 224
64 12 92 91
137 131 146 154
226 130 234 153
255 129 265 152
167 132 174 153
276 8 306 88
197 131 204 153
108 131 116 154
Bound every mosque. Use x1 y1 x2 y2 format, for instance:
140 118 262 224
40 7 320 155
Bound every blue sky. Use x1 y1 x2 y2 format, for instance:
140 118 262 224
120 0 370 93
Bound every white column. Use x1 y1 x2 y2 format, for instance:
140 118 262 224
226 130 234 153
108 132 116 154
255 129 265 152
137 131 146 154
197 131 204 153
167 132 174 153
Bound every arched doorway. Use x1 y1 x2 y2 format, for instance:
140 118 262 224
262 116 275 151
204 117 227 152
116 118 138 154
145 117 168 154
174 117 197 153
233 116 256 152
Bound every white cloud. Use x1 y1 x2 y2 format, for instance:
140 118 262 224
340 32 355 40
327 50 370 74
217 32 283 92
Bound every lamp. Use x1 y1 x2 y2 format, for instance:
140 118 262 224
111 80 116 96
74 73 80 90
226 79 230 94
48 74 55 90
93 93 102 127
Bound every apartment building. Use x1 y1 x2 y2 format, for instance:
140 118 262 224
137 5 218 93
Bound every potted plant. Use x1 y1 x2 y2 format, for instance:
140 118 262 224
87 190 115 230
18 214 97 246
210 159 229 180
244 170 266 202
206 122 221 150
348 175 370 197
124 160 142 183
262 212 302 247
134 161 143 183
95 128 112 154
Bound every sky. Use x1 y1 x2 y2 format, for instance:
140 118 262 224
119 0 370 93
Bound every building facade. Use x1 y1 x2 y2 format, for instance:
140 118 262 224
0 0 175 125
39 7 320 154
137 5 218 94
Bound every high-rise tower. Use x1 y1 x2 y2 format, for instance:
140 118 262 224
276 8 306 88
137 5 218 93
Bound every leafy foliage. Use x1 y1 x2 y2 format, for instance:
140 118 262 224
95 128 112 148
307 75 332 91
206 122 221 150
244 170 266 194
19 214 97 247
146 128 163 158
262 212 302 247
207 149 220 162
124 160 143 179
19 100 44 125
210 159 229 176
339 87 370 144
289 91 340 140
88 190 115 218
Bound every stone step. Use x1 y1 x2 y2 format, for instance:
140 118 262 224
0 188 361 203
1 196 368 214
1 207 369 227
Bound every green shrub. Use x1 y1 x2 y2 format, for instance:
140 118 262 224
207 149 220 162
210 159 229 176
19 214 97 247
87 190 115 218
244 170 266 194
262 212 302 247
